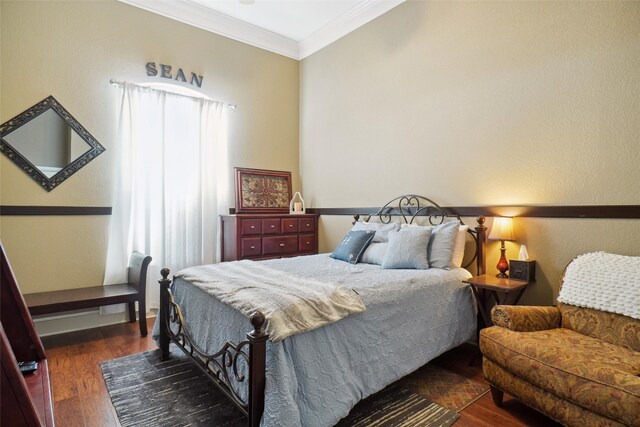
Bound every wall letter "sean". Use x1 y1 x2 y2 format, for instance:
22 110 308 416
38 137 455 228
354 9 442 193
145 62 204 88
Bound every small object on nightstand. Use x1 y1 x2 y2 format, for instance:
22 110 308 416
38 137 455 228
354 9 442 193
510 260 536 282
518 244 529 261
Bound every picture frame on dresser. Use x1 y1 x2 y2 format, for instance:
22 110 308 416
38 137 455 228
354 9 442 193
234 167 292 213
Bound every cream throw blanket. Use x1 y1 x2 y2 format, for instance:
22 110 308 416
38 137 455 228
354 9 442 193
558 252 640 320
174 260 366 342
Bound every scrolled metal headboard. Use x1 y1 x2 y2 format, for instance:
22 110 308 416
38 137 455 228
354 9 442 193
354 194 487 273
365 194 449 225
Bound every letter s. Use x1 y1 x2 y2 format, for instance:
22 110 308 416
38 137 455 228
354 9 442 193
146 62 158 77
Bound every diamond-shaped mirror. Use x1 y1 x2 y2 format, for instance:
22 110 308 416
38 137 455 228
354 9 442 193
0 96 105 191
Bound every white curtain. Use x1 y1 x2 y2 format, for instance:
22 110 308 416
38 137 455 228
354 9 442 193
104 82 228 311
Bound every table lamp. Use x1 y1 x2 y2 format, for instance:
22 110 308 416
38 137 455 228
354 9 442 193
488 217 515 278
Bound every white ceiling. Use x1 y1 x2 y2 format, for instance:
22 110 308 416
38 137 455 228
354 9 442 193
191 0 362 41
119 0 405 59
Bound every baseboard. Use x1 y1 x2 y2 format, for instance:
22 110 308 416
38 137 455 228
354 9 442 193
32 308 158 337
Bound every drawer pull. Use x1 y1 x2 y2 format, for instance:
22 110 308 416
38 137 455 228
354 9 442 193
306 224 310 227
306 242 310 245
289 224 294 228
271 225 276 228
279 243 285 247
250 225 255 229
250 246 255 249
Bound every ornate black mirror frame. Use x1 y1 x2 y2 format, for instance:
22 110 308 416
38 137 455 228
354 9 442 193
0 96 105 192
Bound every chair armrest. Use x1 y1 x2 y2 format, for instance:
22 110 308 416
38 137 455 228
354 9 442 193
490 305 561 332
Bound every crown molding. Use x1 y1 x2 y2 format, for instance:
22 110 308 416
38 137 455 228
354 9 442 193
118 0 405 60
118 0 299 59
299 0 405 59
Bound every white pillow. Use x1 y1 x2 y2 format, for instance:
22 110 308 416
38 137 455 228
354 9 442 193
427 221 460 270
351 221 401 243
381 227 432 270
360 242 388 265
451 225 469 268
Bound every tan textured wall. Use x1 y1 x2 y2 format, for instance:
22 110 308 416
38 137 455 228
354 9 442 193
302 1 640 305
0 1 299 293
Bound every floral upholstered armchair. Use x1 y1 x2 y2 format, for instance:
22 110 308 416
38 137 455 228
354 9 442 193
479 252 640 427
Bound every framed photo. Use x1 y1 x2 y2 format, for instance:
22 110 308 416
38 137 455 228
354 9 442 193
234 167 292 213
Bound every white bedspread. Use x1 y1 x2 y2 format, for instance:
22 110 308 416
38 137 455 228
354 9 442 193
153 254 475 427
557 252 640 319
175 260 365 342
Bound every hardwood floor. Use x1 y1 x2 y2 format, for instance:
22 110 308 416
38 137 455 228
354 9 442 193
42 318 560 427
42 319 157 427
430 348 560 427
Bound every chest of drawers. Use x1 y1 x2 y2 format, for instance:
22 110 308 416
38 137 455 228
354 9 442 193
221 214 319 261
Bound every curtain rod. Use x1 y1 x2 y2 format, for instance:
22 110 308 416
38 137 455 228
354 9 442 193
109 79 237 109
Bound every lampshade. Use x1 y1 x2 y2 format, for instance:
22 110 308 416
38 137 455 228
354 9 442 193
488 217 515 241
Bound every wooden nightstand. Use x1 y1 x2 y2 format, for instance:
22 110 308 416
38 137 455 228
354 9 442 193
463 274 533 329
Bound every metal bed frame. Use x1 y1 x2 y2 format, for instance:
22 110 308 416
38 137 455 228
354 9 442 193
158 194 487 426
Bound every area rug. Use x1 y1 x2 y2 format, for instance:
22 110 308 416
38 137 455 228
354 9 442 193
101 349 459 427
398 364 490 412
101 349 245 426
334 383 459 427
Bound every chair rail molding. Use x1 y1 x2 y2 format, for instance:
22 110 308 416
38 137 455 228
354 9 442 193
0 206 112 216
305 205 640 219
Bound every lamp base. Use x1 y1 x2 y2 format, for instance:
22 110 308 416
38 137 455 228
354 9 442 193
496 243 509 278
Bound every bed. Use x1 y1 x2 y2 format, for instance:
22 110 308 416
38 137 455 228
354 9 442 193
154 195 488 427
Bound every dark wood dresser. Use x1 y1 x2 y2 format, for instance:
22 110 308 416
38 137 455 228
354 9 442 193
221 214 319 261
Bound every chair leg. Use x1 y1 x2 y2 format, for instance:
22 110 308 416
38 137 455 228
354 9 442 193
138 299 147 337
128 302 136 323
490 385 504 407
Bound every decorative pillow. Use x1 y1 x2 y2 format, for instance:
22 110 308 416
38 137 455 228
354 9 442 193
330 230 375 264
451 225 469 268
360 242 388 265
351 221 401 243
381 227 432 269
428 221 460 270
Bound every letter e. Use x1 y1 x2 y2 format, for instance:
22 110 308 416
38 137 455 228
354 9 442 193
160 64 172 79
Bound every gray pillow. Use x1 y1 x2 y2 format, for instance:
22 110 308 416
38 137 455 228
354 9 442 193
330 230 375 264
427 221 460 270
381 227 432 269
360 242 388 265
351 221 401 243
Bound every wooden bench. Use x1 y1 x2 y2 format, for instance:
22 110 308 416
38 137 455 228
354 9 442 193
23 252 152 337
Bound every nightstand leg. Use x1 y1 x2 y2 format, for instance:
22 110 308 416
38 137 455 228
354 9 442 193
471 286 492 328
509 287 528 305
